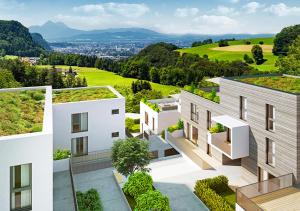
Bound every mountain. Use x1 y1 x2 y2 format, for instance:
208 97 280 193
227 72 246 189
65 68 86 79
29 21 274 44
31 33 51 50
0 20 46 57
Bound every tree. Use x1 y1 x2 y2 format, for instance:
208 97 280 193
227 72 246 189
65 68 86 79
277 36 300 75
150 67 160 83
123 171 153 198
0 69 20 88
218 40 229 47
131 80 152 94
259 41 264 45
251 45 264 65
111 138 150 176
273 24 300 55
243 54 254 64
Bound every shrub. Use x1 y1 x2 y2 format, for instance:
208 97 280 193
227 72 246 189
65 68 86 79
161 130 165 139
177 119 184 130
53 149 71 160
209 123 225 134
194 182 233 211
135 190 171 211
126 118 140 133
77 189 103 211
198 175 229 194
123 171 153 198
259 41 264 45
184 86 220 103
245 40 251 45
141 98 160 112
243 54 254 64
167 119 184 133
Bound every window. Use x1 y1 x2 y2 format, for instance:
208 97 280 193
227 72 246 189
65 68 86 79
145 112 149 125
240 96 247 121
207 111 211 130
10 164 32 211
72 112 88 133
266 104 275 131
152 117 155 131
112 132 119 138
191 103 198 123
71 137 88 156
266 138 275 167
112 109 119 115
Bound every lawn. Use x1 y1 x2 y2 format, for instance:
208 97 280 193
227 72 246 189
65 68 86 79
178 37 278 72
220 189 236 209
39 65 179 97
53 87 117 103
0 90 45 136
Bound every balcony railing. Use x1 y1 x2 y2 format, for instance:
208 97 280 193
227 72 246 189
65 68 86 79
236 173 294 211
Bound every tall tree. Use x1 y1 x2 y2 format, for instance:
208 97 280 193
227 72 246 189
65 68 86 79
252 45 264 65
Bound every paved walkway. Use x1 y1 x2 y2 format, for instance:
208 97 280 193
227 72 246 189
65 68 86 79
53 171 75 211
74 168 130 211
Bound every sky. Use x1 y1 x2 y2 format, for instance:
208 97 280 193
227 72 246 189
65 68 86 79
0 0 300 34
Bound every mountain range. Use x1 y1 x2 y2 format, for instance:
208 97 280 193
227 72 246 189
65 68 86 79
29 21 274 43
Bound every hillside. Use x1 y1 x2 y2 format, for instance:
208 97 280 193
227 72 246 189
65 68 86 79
178 37 278 71
0 20 46 56
31 33 51 50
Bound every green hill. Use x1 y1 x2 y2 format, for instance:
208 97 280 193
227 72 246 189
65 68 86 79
178 37 278 71
0 20 46 57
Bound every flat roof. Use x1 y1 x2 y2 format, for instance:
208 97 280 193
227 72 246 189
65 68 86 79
212 115 248 128
0 89 45 136
53 86 118 104
235 75 300 94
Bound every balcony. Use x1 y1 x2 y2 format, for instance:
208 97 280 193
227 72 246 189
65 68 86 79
207 115 249 160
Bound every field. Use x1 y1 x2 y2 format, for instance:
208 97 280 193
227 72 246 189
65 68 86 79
39 65 179 96
178 37 278 71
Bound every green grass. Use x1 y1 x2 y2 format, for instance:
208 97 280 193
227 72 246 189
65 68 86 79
178 37 278 72
238 76 300 93
53 87 117 103
219 189 236 209
39 65 179 97
2 55 19 60
0 90 45 136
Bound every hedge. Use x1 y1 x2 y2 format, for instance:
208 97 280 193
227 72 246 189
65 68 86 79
76 189 103 211
53 149 71 160
123 171 153 199
135 190 171 211
167 120 184 133
198 175 229 194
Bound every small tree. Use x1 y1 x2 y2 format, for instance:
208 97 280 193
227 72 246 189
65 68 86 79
111 138 150 176
135 190 171 211
243 54 254 64
251 45 264 65
259 41 264 45
123 171 153 198
218 40 229 47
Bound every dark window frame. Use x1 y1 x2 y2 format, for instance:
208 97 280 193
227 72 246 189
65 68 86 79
145 112 149 125
266 104 275 131
71 112 88 133
207 110 211 130
191 103 199 123
112 132 120 138
266 138 275 167
112 109 119 115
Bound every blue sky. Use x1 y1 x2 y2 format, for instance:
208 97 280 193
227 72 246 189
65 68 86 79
0 0 300 34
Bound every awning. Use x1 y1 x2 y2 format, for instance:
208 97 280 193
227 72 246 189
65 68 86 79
212 115 248 129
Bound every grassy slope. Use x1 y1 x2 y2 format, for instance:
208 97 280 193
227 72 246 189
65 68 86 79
178 37 278 71
38 65 179 96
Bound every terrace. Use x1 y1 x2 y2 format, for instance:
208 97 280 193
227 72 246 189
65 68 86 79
53 86 118 104
0 88 46 136
236 75 300 94
148 97 179 112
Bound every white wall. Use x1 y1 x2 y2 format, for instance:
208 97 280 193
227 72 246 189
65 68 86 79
53 158 70 173
140 102 159 134
0 133 53 211
157 110 180 134
231 126 249 159
53 97 125 153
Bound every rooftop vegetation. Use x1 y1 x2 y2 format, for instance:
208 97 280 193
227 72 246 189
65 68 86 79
53 87 117 103
184 85 220 103
238 76 300 93
0 90 45 136
141 98 160 112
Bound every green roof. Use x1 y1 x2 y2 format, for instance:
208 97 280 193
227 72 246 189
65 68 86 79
53 87 117 103
0 90 45 137
237 76 300 94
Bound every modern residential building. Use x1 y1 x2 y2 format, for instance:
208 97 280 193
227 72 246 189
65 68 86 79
52 86 125 156
0 86 53 211
181 75 300 185
140 95 180 137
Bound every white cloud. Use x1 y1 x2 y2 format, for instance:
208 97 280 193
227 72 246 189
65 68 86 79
175 7 199 18
73 3 149 18
193 15 238 26
264 3 300 16
215 5 236 15
230 0 239 3
243 2 263 14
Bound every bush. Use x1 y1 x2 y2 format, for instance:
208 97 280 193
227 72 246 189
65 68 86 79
126 118 140 133
244 40 251 45
161 130 165 139
184 85 220 103
219 40 229 47
77 189 103 211
123 171 153 198
141 98 160 112
198 175 229 194
243 54 254 64
167 119 184 133
135 190 171 211
194 182 233 211
209 123 225 134
177 119 184 130
53 149 71 160
259 41 264 45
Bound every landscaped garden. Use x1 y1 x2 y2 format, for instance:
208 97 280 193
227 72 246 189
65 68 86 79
141 98 160 112
167 120 184 133
184 85 220 103
0 90 45 136
76 188 103 211
125 118 140 133
194 175 235 211
238 76 300 93
52 87 117 103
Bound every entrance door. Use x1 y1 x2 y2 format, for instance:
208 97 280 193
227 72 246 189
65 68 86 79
72 137 88 156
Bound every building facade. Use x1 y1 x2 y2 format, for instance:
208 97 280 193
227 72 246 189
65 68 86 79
181 76 300 183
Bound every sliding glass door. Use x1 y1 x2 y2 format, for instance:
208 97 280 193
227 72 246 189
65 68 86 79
71 136 88 156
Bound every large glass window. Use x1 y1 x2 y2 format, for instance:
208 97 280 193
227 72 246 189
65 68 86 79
191 103 199 123
266 138 275 167
72 112 88 133
207 110 211 130
240 96 247 121
145 112 149 125
266 104 275 131
11 164 32 211
71 136 88 156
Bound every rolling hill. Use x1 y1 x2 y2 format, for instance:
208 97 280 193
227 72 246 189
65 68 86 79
178 37 278 71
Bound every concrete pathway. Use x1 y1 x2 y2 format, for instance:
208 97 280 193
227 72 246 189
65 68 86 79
74 167 130 211
53 171 75 211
